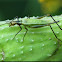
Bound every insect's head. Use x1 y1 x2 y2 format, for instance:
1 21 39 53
9 21 16 27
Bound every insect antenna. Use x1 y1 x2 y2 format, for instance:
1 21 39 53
49 14 62 30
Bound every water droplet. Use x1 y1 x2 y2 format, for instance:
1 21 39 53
20 39 23 42
16 38 18 40
47 54 51 56
24 32 26 34
20 46 24 49
15 18 18 21
6 19 10 22
31 39 34 42
29 48 32 51
42 44 44 46
13 54 15 57
29 46 33 51
32 16 36 19
1 28 5 30
59 23 61 25
1 52 4 55
49 38 51 40
18 33 21 34
5 39 9 42
1 35 4 38
54 42 57 44
20 51 23 54
1 58 4 60
19 18 22 20
10 38 13 40
24 16 28 19
36 16 39 18
32 32 34 34
56 32 59 34
16 40 18 42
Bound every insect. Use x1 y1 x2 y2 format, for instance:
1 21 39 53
0 15 62 42
5 14 61 42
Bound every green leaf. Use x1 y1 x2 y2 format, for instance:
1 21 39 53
0 15 62 61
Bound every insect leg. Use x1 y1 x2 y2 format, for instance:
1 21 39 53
13 25 22 39
50 25 61 42
49 25 61 56
23 26 28 41
49 15 62 30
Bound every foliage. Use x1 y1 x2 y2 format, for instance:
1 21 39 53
0 15 62 61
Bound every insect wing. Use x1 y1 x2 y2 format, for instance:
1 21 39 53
21 18 58 25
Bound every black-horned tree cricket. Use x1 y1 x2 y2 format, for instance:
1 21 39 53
0 14 62 56
0 15 62 42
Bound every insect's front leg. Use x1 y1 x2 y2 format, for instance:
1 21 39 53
23 26 28 41
13 25 22 39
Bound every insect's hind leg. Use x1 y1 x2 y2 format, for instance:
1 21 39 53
49 25 61 56
23 26 28 41
50 25 61 42
13 25 22 39
49 14 62 30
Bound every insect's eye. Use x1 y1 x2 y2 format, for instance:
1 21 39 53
9 22 13 27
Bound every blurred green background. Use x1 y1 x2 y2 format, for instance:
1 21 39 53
0 0 62 20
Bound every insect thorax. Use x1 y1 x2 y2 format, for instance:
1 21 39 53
9 21 17 26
